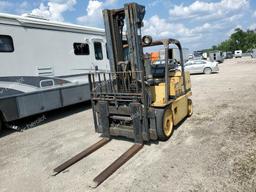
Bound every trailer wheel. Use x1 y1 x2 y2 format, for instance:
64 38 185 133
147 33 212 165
187 99 193 117
155 107 173 141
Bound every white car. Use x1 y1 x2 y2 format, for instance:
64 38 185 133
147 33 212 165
184 60 219 74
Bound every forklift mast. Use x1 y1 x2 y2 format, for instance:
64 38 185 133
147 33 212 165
103 3 145 77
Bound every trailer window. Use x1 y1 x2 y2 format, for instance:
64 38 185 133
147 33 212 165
73 43 90 55
94 42 103 60
0 35 14 52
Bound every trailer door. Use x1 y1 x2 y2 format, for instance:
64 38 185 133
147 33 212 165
92 39 109 71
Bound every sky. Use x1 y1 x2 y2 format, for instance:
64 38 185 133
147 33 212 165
0 0 256 51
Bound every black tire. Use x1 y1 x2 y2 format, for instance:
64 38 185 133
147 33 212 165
155 107 174 141
203 67 212 74
187 99 193 117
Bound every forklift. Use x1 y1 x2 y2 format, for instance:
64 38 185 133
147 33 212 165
54 3 192 187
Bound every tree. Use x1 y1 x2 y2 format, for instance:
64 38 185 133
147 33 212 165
211 28 256 52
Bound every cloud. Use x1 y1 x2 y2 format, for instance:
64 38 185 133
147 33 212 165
105 0 117 4
142 0 251 50
142 15 226 46
223 13 243 23
253 11 256 18
249 24 256 30
143 15 173 38
169 0 249 21
76 0 117 27
30 0 76 22
142 16 212 51
77 0 103 27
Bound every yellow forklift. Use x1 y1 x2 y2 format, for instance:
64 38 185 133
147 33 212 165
54 3 192 187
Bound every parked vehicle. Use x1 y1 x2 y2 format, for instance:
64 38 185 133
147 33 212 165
225 51 233 59
251 49 256 58
209 50 224 63
193 50 203 58
202 52 208 60
0 13 110 132
234 50 242 58
152 59 179 70
184 60 219 74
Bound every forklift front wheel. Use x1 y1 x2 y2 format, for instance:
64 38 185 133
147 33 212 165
188 99 193 117
155 108 173 141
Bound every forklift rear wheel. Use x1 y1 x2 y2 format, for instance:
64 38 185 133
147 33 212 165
188 99 193 117
156 107 173 141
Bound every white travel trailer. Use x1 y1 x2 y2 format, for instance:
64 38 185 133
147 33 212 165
209 50 224 63
0 13 110 131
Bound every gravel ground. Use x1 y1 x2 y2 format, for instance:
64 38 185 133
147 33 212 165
0 57 255 192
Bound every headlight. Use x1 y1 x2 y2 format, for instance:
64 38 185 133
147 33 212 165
142 35 152 46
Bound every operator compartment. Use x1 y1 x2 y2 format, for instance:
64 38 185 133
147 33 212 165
145 53 191 106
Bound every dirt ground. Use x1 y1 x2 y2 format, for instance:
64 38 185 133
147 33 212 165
0 57 255 192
